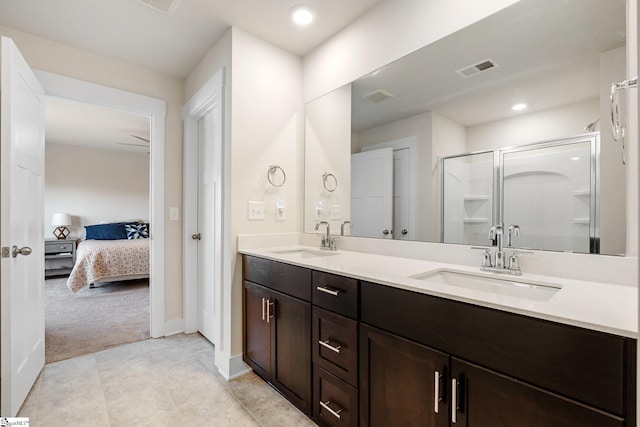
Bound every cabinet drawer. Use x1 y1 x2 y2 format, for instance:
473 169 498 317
45 242 73 254
312 307 358 386
243 255 311 301
361 281 635 417
312 271 358 318
313 366 358 427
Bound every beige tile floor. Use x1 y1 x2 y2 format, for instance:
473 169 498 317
18 333 318 427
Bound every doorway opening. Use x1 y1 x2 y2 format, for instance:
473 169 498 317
43 97 152 363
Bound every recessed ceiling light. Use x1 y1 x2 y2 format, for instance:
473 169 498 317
511 103 527 111
290 4 316 26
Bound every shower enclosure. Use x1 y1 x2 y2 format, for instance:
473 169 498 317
441 133 599 253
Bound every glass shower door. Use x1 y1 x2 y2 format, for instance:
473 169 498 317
442 151 495 246
501 139 595 253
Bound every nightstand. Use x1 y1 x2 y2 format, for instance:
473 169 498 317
44 238 77 277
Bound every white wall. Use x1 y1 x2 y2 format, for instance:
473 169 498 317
304 84 351 234
302 0 519 102
45 144 149 239
187 27 303 361
0 24 185 321
466 100 599 152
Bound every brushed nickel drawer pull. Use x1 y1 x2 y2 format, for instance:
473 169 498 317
316 286 340 296
434 370 441 414
319 339 342 353
266 299 274 323
261 298 266 321
319 400 342 419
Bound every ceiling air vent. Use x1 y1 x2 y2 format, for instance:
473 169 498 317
363 89 396 103
455 58 499 78
136 0 181 14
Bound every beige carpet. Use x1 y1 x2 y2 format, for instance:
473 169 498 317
45 277 150 363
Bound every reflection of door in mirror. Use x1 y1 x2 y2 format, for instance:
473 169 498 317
442 152 495 246
351 147 393 238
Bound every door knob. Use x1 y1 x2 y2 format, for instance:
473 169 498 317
401 229 408 235
12 246 32 258
192 233 201 240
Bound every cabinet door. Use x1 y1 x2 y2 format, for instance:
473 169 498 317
360 324 449 427
451 358 625 427
272 289 312 414
243 281 271 378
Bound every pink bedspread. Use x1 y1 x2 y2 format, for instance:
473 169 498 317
66 239 150 292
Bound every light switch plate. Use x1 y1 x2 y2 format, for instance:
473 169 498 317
276 200 286 221
169 207 180 221
248 201 265 220
330 205 341 220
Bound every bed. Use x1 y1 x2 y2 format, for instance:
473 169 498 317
66 237 150 293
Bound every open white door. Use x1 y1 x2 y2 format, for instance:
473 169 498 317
351 147 393 238
0 37 46 416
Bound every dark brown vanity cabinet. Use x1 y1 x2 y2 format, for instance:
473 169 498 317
243 255 636 427
361 281 636 427
242 256 312 415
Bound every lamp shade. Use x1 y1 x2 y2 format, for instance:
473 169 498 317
51 213 72 227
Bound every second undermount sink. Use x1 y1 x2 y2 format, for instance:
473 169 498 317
410 269 562 302
270 248 340 259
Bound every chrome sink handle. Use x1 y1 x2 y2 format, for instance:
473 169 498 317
508 250 534 272
507 225 520 247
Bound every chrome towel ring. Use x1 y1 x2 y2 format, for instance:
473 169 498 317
267 165 286 187
322 172 337 192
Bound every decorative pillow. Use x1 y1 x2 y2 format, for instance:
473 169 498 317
85 222 129 240
125 223 149 239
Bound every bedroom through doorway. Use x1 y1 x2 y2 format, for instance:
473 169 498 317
43 97 152 363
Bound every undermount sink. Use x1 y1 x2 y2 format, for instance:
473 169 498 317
410 269 562 302
270 248 339 259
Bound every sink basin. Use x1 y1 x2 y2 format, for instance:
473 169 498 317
410 269 561 302
270 248 339 259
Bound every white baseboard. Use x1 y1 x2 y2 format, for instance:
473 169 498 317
215 349 251 380
164 318 185 336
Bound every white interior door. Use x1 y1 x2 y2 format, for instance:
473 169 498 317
0 37 46 417
195 97 222 345
351 147 393 238
393 148 411 240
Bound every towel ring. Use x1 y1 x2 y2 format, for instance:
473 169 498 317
322 172 337 192
267 165 286 187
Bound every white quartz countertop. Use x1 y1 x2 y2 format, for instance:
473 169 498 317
240 245 637 339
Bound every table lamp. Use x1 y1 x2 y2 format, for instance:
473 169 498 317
51 213 71 240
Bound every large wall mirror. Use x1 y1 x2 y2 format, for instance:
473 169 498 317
304 0 628 255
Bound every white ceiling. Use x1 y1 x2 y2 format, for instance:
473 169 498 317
46 97 151 154
351 0 626 131
0 0 384 78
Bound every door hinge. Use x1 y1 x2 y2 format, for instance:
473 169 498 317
1 247 10 258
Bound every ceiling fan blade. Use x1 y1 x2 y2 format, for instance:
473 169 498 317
130 134 150 143
118 142 149 147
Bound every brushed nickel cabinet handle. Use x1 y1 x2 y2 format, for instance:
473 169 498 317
319 401 342 419
266 300 274 323
451 378 458 423
319 339 342 353
316 286 340 296
434 371 440 414
261 297 266 321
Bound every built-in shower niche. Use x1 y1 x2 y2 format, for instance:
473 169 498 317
441 134 599 253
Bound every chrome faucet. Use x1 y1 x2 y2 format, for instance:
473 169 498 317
341 221 352 236
472 224 532 275
315 221 337 251
489 225 505 268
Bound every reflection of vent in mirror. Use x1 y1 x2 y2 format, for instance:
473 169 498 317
362 89 395 103
455 58 499 78
136 0 181 13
